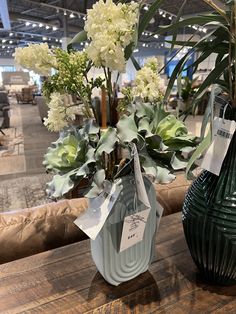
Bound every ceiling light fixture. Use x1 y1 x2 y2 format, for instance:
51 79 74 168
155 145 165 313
9 32 13 36
32 23 37 27
70 12 75 18
55 39 59 42
2 39 6 43
154 34 158 39
2 45 5 48
64 10 67 16
144 5 148 11
39 23 43 27
25 21 31 26
9 40 13 44
83 16 86 21
59 39 62 43
52 26 57 31
46 25 50 29
42 36 47 41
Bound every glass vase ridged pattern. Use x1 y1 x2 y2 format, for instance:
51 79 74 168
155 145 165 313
183 106 236 285
90 175 159 286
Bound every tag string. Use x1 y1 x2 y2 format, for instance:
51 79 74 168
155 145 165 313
222 102 229 124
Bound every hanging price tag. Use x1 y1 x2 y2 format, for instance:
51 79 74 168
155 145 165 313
119 143 152 252
119 208 150 252
201 117 236 175
74 183 121 240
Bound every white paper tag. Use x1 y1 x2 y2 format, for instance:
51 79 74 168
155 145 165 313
201 117 236 175
119 208 150 252
74 183 121 240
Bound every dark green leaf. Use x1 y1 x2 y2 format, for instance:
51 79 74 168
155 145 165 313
138 0 164 38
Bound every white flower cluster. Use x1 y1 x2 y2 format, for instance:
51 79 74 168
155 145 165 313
85 0 139 73
14 43 56 76
133 57 165 102
44 93 77 132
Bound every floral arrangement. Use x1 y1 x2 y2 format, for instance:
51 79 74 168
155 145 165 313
15 0 196 199
15 46 103 131
118 58 165 114
84 0 139 73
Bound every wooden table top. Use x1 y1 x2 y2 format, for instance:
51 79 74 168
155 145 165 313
0 212 236 314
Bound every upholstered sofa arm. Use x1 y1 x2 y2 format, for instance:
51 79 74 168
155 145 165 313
155 174 190 216
0 198 88 264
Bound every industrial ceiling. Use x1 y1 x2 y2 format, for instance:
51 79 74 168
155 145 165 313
0 0 225 58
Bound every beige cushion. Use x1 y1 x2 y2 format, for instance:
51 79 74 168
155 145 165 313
155 174 191 216
0 198 88 264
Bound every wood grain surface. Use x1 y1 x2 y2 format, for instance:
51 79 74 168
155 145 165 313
0 212 235 314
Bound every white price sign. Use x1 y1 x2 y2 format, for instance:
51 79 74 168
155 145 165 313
119 209 150 252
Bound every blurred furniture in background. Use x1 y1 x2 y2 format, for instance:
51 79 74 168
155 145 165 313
0 92 10 133
16 86 36 104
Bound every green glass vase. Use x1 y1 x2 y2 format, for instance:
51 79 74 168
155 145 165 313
183 106 236 285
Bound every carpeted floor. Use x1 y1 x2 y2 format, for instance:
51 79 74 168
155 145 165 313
0 173 53 212
0 101 26 176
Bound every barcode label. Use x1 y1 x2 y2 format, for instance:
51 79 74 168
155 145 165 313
217 129 232 139
201 117 236 176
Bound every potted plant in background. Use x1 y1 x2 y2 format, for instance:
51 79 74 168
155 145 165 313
156 0 236 285
14 0 196 286
180 76 199 112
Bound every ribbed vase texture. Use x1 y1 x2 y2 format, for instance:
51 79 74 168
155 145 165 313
183 110 236 285
90 175 158 286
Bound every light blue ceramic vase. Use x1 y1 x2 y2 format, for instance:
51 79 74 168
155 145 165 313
90 175 160 286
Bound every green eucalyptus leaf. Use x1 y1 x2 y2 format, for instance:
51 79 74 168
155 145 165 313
146 134 162 149
171 154 188 170
156 166 176 184
96 127 118 156
117 113 138 142
83 119 100 135
69 30 87 46
138 116 153 136
139 153 158 178
151 105 169 131
93 169 106 187
136 102 154 119
85 169 106 198
46 171 77 199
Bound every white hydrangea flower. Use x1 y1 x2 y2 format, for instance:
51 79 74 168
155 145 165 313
44 93 77 132
85 0 139 72
133 58 165 102
14 43 56 76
